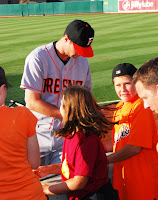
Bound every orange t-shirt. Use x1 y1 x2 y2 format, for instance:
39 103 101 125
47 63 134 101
113 95 158 200
0 106 47 200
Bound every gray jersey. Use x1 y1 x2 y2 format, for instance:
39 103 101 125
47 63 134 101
20 42 92 152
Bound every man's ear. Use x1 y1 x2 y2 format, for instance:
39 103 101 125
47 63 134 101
64 34 69 42
155 84 158 95
0 84 5 94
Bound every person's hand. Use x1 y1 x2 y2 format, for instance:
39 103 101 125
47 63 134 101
33 166 50 178
41 183 55 195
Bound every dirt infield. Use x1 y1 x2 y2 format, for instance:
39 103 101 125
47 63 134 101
101 103 158 145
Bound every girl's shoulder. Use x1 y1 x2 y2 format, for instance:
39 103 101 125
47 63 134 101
75 130 99 143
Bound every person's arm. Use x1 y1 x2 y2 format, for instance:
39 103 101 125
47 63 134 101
103 141 113 153
27 133 41 169
42 175 89 195
107 144 142 164
25 89 62 119
34 163 62 178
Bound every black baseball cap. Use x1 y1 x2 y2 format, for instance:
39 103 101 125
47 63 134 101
0 67 11 88
65 19 94 58
112 63 137 80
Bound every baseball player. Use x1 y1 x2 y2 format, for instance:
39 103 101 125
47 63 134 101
20 20 94 166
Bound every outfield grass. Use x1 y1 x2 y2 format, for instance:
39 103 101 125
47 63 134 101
0 13 158 105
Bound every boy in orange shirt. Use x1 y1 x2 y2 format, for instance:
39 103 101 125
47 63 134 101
106 63 158 200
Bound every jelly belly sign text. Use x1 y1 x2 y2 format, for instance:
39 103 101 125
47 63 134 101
119 0 158 12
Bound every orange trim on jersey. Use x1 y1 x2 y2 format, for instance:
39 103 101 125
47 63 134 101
20 85 41 93
67 58 77 79
45 45 61 129
45 45 61 107
49 116 62 130
49 117 54 130
45 45 61 76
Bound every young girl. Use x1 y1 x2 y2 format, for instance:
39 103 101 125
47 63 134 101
36 85 114 200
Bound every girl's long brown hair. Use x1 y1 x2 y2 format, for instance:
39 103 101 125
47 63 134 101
55 86 113 139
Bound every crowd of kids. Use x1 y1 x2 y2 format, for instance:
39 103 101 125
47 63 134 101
0 18 158 200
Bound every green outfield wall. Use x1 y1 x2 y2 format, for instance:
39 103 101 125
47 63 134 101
0 0 118 16
103 0 118 12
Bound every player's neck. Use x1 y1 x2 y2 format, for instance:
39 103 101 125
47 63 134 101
57 50 69 61
55 39 70 62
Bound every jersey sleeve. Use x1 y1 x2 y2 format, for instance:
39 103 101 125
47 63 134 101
20 53 44 93
128 105 155 149
74 135 98 177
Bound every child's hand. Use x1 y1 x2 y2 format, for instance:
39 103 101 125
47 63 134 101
41 183 55 195
33 166 50 178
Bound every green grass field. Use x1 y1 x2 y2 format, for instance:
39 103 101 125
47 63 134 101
0 13 158 105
